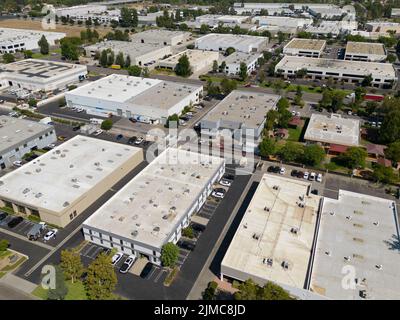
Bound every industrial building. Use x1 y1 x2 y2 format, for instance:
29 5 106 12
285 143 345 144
130 29 192 46
195 33 268 53
311 190 400 300
283 38 326 58
65 74 203 124
158 49 219 73
275 55 396 88
200 90 280 151
0 59 87 92
0 135 143 227
344 41 387 62
366 22 400 34
0 28 65 54
304 113 360 150
195 14 249 26
82 148 225 266
0 116 56 170
221 174 321 296
223 51 262 75
252 16 313 29
84 40 171 67
55 4 121 22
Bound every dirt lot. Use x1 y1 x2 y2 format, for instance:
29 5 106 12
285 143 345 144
0 18 114 38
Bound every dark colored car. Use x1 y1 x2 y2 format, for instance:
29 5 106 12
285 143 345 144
191 223 206 233
72 125 81 131
267 166 280 173
8 216 23 228
291 170 299 177
42 146 52 151
311 189 319 195
178 240 195 251
297 171 304 178
223 174 235 181
142 141 150 147
116 134 123 141
140 262 154 279
213 187 226 194
127 136 137 145
0 212 7 221
129 117 137 123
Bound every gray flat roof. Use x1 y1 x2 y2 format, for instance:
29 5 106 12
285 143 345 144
0 116 53 155
311 190 400 300
345 41 385 56
195 33 267 49
130 29 191 42
201 90 280 130
223 51 262 65
304 113 360 147
222 174 321 289
284 38 326 51
0 135 142 213
83 148 224 249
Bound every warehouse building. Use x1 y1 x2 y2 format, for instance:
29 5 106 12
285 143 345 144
275 55 396 88
83 148 225 266
0 116 56 170
200 90 280 151
0 59 87 92
0 135 143 227
55 4 120 22
84 40 171 67
366 22 400 34
252 16 313 29
283 38 326 58
223 51 262 75
130 29 192 46
304 113 360 152
221 174 321 297
195 14 249 26
65 74 203 124
158 49 219 73
195 33 268 53
311 190 400 300
344 41 387 62
0 28 65 54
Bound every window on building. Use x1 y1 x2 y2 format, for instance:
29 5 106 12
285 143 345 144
69 213 74 220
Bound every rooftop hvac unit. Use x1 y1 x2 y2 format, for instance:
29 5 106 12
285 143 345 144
373 221 379 226
264 207 270 212
344 256 351 261
298 202 305 208
263 258 273 266
272 185 279 190
252 233 260 240
376 264 382 270
290 227 299 235
131 230 138 237
281 261 289 269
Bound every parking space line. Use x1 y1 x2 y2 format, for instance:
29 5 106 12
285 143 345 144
154 269 166 283
0 227 53 250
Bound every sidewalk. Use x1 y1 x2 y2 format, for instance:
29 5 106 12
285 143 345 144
0 273 37 297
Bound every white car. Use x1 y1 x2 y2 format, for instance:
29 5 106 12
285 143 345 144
211 190 225 199
13 160 23 167
291 110 296 116
119 255 136 274
93 129 103 136
111 252 124 266
303 171 309 180
44 229 58 241
76 107 84 113
134 137 144 145
219 178 232 187
316 173 323 183
279 167 286 175
309 172 316 181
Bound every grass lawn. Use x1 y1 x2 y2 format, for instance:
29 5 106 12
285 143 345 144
288 127 302 142
1 256 27 272
0 250 12 259
32 48 61 59
32 280 88 300
0 272 5 279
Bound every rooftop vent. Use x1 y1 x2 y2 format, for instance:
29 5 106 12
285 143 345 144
131 230 138 237
63 201 70 207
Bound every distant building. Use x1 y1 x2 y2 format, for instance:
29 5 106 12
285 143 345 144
252 16 313 28
65 74 203 124
283 38 326 58
366 21 400 34
195 33 268 53
158 49 219 73
345 41 387 62
83 148 225 266
0 28 65 54
55 4 121 23
0 135 143 227
0 59 87 92
275 55 396 88
130 29 192 46
195 14 249 27
391 8 400 18
0 116 56 170
223 51 262 75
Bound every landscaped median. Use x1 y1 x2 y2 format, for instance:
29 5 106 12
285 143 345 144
0 240 28 276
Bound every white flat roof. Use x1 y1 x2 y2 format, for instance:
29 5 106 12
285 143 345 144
223 51 262 65
195 33 266 49
304 113 360 147
284 38 326 52
311 190 400 300
0 59 87 83
222 174 320 289
130 29 191 42
345 41 385 56
0 116 53 155
83 148 224 249
0 28 65 44
159 49 218 66
0 135 142 213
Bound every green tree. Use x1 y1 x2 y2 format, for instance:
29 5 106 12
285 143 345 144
2 53 15 63
182 226 194 239
258 138 276 158
277 97 289 110
220 78 237 95
361 74 373 87
380 106 400 144
85 252 117 300
278 142 304 162
219 61 226 73
212 60 218 73
101 119 113 131
107 51 115 66
302 144 326 166
372 164 397 184
127 65 142 76
161 242 179 267
60 249 84 284
48 265 68 300
339 147 367 169
0 239 9 252
124 55 131 68
60 37 81 61
38 35 49 55
225 47 236 56
200 24 210 34
142 67 149 77
23 50 33 59
165 114 179 128
115 52 124 67
233 279 258 300
239 62 248 81
120 7 138 27
387 53 397 63
385 141 400 162
202 281 218 300
234 279 293 300
100 50 108 68
28 98 37 107
175 54 192 77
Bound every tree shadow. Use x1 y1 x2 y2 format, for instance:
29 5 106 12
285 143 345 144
383 234 400 252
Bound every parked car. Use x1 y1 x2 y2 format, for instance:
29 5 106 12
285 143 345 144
72 125 81 131
8 216 23 228
178 240 195 251
119 255 136 274
93 129 103 136
44 229 58 241
0 99 4 104
47 144 56 149
267 166 280 173
134 137 144 145
140 262 154 279
309 172 316 181
13 160 23 167
57 135 67 141
303 171 309 180
0 212 7 221
223 174 235 181
116 134 123 141
191 223 206 233
111 252 124 266
219 178 232 187
291 169 299 177
27 222 46 241
279 167 286 175
297 171 304 179
211 188 226 199
316 173 323 183
311 189 319 195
